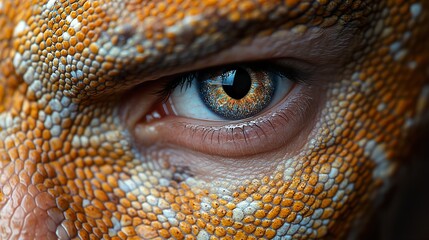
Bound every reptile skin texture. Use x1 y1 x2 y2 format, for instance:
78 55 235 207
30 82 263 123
0 0 428 239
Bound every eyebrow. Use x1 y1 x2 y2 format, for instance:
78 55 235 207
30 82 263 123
63 1 370 101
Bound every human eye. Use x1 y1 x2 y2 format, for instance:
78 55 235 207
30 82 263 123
123 59 323 160
154 62 298 121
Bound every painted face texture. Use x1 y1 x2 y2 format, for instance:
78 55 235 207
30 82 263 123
0 1 428 239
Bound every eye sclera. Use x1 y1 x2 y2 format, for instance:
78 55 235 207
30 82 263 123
134 84 320 158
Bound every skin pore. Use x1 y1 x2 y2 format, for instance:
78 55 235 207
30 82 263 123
0 0 428 239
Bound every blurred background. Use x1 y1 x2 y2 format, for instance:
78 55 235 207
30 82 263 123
364 121 429 240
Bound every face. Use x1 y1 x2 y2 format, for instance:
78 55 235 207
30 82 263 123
0 0 428 239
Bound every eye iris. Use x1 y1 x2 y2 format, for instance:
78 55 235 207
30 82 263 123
199 67 275 120
222 69 252 100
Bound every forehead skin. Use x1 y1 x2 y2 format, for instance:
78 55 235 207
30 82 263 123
0 0 428 239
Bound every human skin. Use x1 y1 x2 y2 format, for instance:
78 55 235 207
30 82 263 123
0 0 428 239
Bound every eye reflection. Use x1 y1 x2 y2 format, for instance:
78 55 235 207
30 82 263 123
221 68 252 100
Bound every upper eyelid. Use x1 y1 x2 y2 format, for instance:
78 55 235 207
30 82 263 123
124 26 357 89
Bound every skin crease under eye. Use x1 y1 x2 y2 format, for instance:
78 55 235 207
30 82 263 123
126 83 322 155
122 84 325 181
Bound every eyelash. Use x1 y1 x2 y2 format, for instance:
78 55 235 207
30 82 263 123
155 61 307 102
167 89 314 157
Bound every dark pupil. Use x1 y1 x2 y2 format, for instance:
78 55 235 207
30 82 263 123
222 68 251 100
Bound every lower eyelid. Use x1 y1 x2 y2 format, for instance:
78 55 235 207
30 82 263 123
133 85 320 158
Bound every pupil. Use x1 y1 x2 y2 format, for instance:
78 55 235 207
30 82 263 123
222 68 251 100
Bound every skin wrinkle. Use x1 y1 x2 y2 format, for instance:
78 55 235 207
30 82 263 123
0 1 428 240
141 26 360 84
131 85 320 159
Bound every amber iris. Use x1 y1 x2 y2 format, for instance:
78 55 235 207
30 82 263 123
198 66 276 120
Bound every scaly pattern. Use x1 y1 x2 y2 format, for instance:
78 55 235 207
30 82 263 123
0 0 428 239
